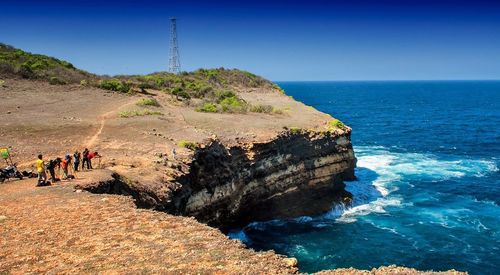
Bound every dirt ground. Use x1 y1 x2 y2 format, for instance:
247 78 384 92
0 79 333 170
0 79 336 187
0 172 296 274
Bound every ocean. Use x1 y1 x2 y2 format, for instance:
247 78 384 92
229 81 500 274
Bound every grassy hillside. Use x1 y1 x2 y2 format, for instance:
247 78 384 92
0 43 285 113
0 43 94 84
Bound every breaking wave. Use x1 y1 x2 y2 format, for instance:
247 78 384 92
333 146 498 222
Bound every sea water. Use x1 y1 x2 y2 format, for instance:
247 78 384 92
228 81 500 274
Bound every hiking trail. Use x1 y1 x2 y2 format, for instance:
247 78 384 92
86 101 135 148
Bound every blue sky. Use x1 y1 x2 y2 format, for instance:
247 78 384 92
2 0 500 80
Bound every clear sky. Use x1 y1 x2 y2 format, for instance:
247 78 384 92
2 0 500 81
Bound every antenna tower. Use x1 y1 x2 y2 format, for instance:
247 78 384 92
169 17 181 74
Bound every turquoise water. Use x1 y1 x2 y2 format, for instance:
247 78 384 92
229 81 500 274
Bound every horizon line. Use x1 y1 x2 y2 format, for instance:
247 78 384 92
274 79 500 82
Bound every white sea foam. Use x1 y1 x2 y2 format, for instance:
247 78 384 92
332 145 498 222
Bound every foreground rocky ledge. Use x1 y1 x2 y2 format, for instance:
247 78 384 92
0 173 465 274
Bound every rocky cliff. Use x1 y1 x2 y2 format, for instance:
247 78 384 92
77 127 356 229
173 129 356 228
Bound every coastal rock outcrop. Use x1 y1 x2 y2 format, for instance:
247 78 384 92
172 129 356 228
78 128 356 229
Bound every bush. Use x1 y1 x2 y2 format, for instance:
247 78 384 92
49 76 67 85
18 63 34 78
220 96 247 113
99 79 131 93
215 90 236 102
329 119 346 129
249 104 273 113
326 119 347 133
80 79 88 86
171 87 191 99
178 140 198 150
138 82 157 89
272 108 285 115
289 127 302 134
119 109 163 118
136 98 160 107
0 80 5 87
196 102 218 113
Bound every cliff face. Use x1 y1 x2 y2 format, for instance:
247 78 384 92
170 129 356 228
76 128 356 229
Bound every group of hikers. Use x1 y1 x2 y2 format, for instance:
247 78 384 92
36 148 101 186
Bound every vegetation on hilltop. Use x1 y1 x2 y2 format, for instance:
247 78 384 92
1 43 287 114
0 43 94 83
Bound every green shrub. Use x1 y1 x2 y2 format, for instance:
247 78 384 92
215 90 236 102
30 60 48 71
171 87 191 99
60 61 74 69
327 119 347 132
289 127 302 134
196 102 218 113
136 98 160 107
138 81 157 89
80 79 88 86
49 76 67 85
0 80 5 87
119 109 163 118
18 63 34 78
220 96 246 113
178 140 198 150
192 84 212 98
99 79 131 93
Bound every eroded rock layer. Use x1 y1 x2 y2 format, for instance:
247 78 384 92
172 129 356 228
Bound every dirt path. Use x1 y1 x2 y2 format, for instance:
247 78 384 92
85 101 135 148
0 173 296 274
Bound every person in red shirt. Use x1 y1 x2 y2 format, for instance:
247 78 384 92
87 151 101 169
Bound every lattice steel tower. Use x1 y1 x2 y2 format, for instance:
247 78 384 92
169 17 181 74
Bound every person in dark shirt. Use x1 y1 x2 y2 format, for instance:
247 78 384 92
82 148 90 170
73 150 81 172
46 158 61 182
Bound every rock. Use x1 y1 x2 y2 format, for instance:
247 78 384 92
0 215 7 222
6 111 11 114
173 133 356 228
283 257 298 267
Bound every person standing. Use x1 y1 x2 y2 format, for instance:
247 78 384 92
61 155 71 180
87 151 101 169
73 150 81 172
35 154 47 186
47 158 61 182
82 148 90 170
